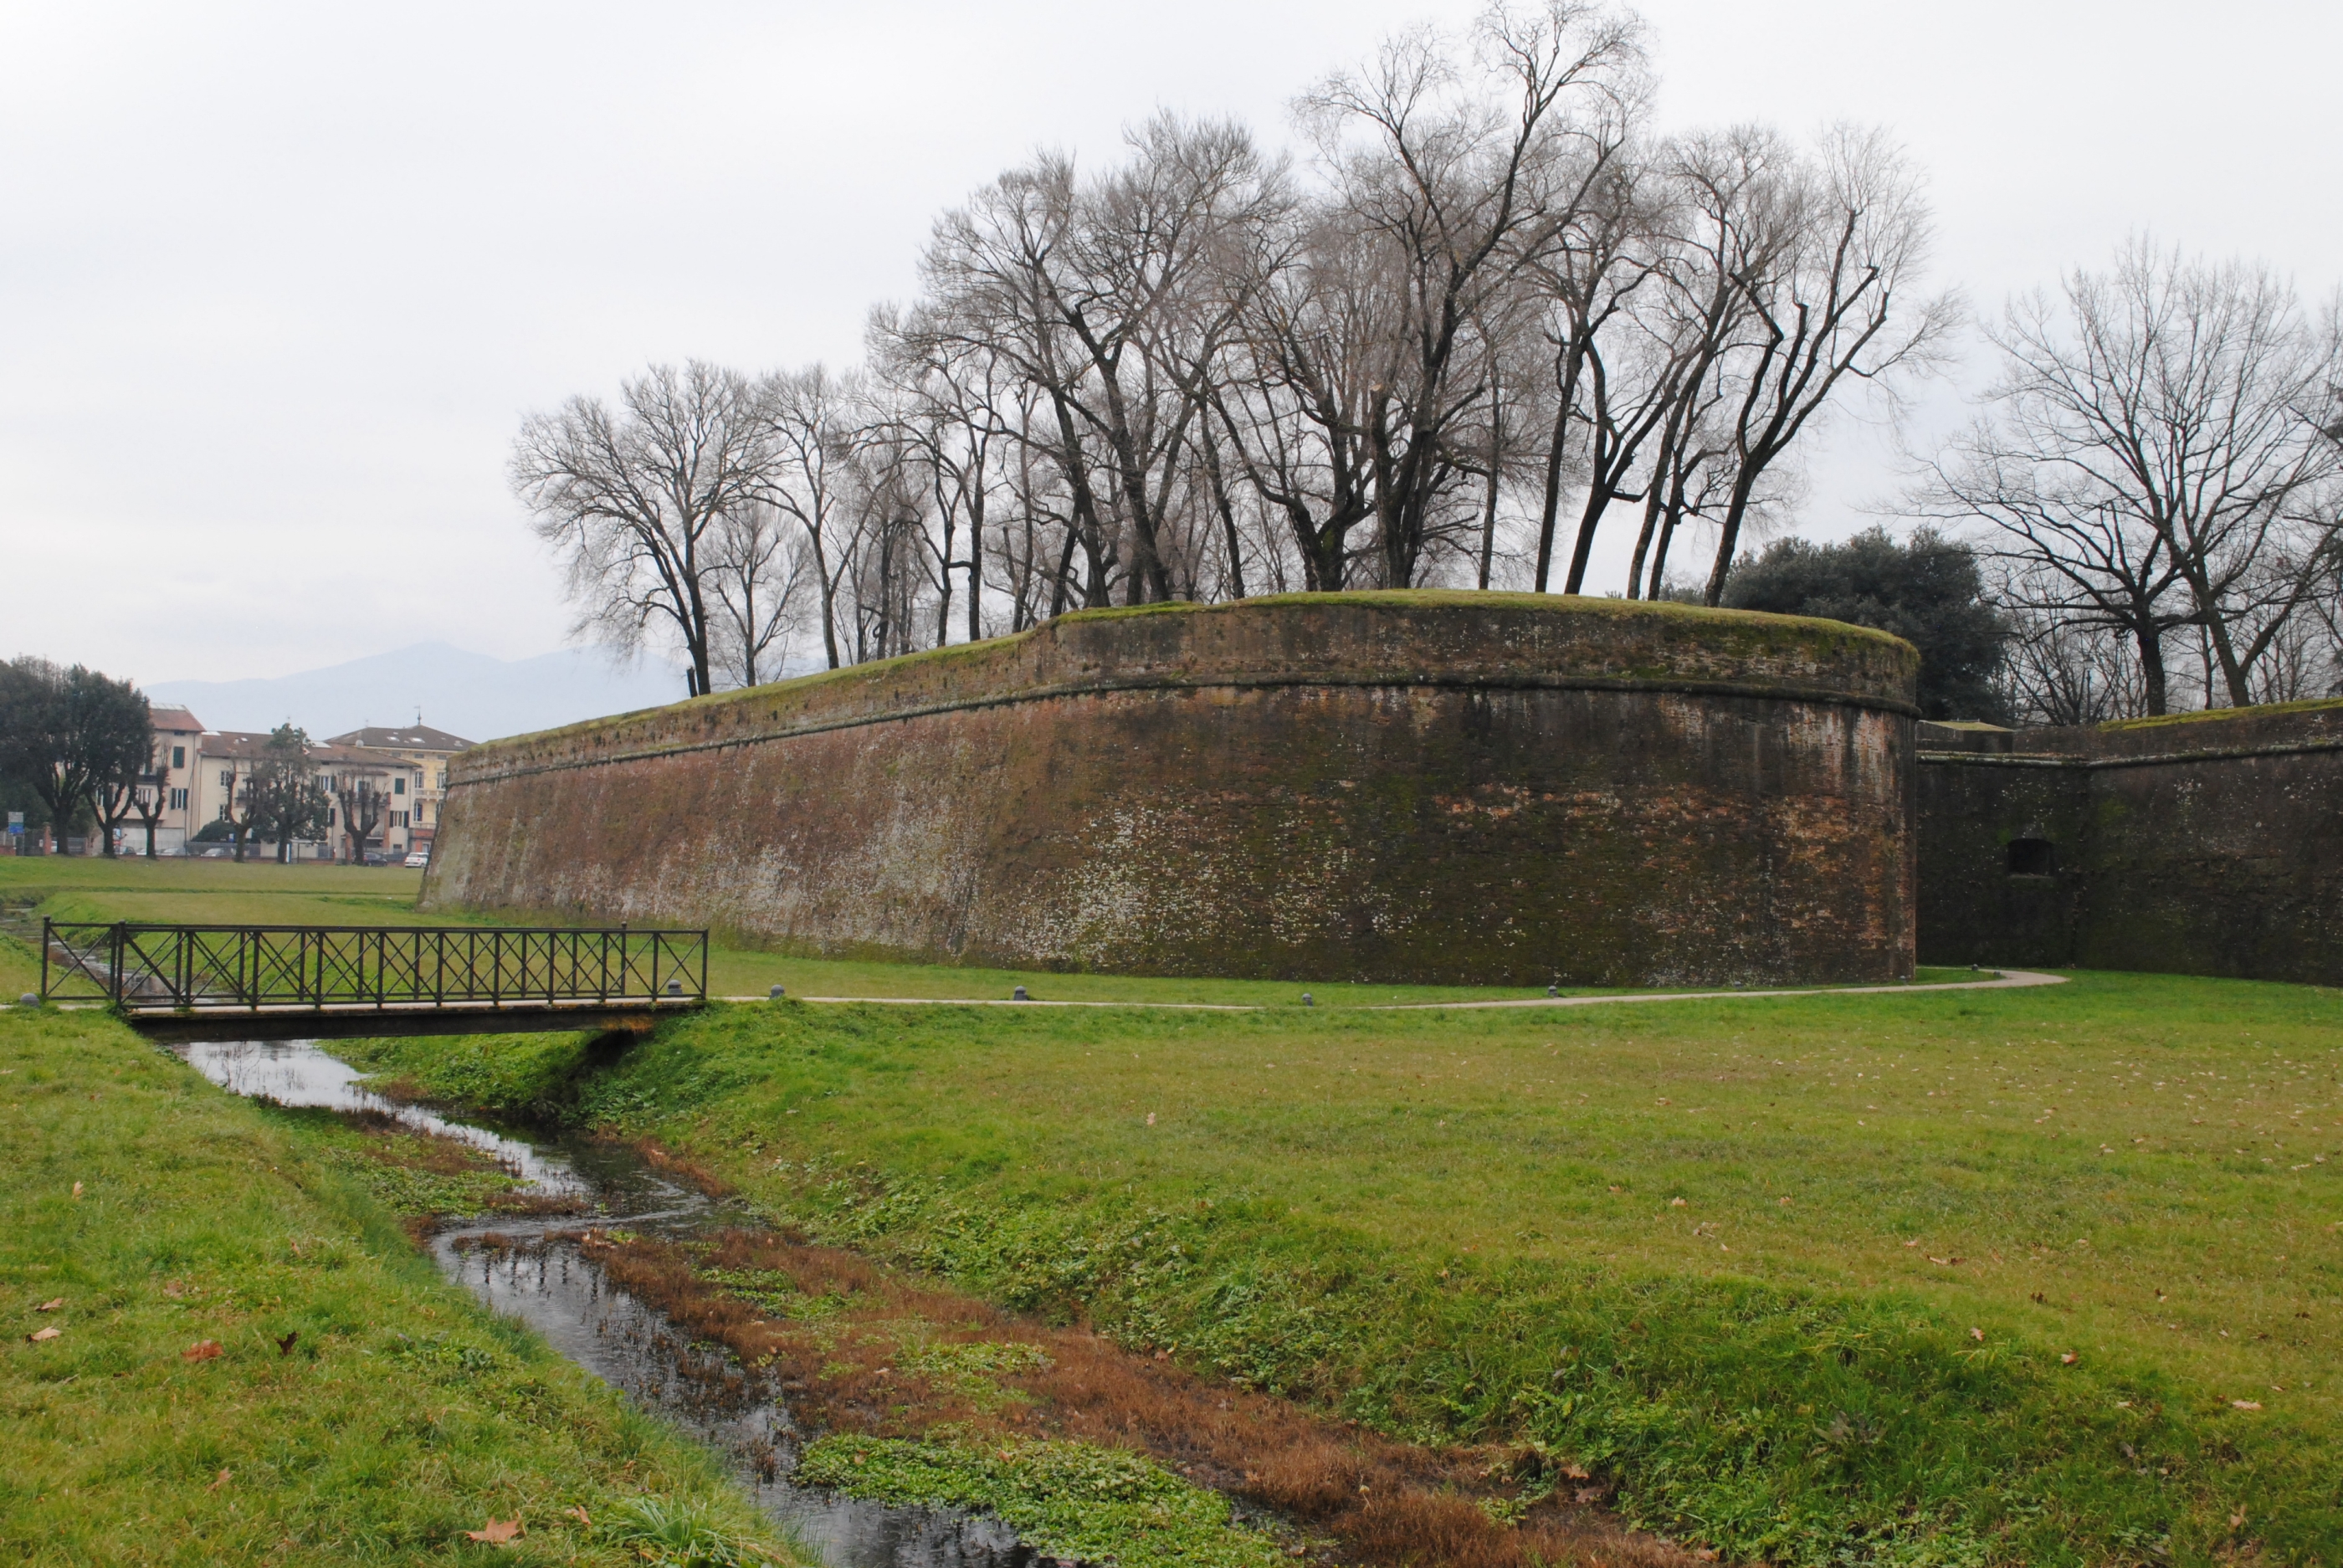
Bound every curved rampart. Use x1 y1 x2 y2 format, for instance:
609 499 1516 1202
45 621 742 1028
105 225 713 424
424 592 1920 986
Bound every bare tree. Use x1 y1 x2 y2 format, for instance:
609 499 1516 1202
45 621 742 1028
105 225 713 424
1300 1 1647 588
1925 241 2343 712
1700 126 1957 603
127 760 171 858
509 6 1996 663
756 365 870 670
705 500 809 689
333 767 395 866
246 725 330 863
512 361 773 699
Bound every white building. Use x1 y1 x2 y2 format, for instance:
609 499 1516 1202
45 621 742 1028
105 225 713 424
189 732 424 862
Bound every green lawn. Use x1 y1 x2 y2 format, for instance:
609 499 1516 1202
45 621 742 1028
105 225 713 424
346 978 2343 1566
14 854 2342 1562
0 933 797 1565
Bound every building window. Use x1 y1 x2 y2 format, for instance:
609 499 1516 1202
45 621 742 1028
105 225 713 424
169 787 188 811
393 776 406 795
172 746 186 769
219 769 235 788
390 810 410 828
2007 838 2057 878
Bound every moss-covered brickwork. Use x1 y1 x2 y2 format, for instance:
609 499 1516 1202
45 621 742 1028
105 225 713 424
425 593 1920 986
1916 699 2343 983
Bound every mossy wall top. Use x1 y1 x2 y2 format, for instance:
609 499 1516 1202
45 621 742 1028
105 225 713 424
429 593 1920 986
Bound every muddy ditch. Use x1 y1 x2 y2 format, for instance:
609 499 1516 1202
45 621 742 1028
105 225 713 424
180 1038 1704 1568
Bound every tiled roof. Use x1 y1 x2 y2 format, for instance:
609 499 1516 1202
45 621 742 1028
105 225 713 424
149 706 204 732
198 733 420 769
326 725 474 751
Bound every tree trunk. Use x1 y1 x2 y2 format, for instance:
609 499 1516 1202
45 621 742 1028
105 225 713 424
2136 623 2170 716
1702 459 1765 606
1533 342 1583 592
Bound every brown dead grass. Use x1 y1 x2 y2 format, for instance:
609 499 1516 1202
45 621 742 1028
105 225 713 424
325 1111 589 1240
577 1226 1703 1568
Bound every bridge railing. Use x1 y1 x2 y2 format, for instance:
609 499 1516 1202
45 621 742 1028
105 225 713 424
40 920 709 1013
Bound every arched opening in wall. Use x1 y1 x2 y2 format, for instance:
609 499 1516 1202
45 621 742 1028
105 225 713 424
2007 838 2058 878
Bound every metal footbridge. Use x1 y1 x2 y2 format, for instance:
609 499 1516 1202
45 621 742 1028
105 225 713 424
38 920 707 1043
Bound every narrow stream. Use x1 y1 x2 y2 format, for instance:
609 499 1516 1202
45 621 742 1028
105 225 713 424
179 1038 1039 1568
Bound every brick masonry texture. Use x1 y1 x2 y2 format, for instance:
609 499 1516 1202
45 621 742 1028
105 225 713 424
1916 699 2343 985
424 592 1920 986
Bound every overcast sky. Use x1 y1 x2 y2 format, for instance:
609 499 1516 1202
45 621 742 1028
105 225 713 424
3 0 2336 685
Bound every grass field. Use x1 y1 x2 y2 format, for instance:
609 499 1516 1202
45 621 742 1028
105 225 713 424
0 933 797 1565
9 855 2341 1563
345 980 2343 1566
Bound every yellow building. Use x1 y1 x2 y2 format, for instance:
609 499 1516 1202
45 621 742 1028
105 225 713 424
326 724 474 861
191 733 423 862
141 705 208 854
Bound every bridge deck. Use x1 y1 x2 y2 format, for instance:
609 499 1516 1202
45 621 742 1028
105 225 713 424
38 920 709 1040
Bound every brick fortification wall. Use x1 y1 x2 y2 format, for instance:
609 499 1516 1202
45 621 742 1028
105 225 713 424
425 592 1920 986
1917 700 2343 984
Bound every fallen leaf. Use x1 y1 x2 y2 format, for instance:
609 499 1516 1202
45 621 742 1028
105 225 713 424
182 1340 223 1361
1777 1196 1792 1207
1903 1238 1920 1248
1145 1112 1156 1126
1669 1196 1688 1207
565 1505 592 1526
2230 1505 2248 1529
208 1470 232 1491
71 1182 83 1199
1561 1463 1591 1480
275 1331 299 1356
2230 1399 2263 1411
28 1326 60 1343
1970 1328 1986 1341
464 1518 523 1544
2060 1352 2078 1365
37 1298 63 1311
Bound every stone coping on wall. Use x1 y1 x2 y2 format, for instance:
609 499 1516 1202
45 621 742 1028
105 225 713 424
455 592 1920 787
1917 697 2343 771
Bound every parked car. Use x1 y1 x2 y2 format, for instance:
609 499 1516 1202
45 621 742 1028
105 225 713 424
199 847 230 858
403 852 429 869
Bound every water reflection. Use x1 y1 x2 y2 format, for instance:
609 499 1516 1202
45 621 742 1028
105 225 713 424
178 1038 1037 1568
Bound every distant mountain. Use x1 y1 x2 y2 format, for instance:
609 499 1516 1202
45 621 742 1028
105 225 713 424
148 643 687 744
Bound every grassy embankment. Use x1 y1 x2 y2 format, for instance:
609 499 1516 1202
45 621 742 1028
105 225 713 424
0 928 797 1565
15 857 2343 1563
342 978 2343 1567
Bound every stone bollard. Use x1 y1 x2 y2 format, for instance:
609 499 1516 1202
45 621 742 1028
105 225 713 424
1013 985 1029 1001
769 984 786 1000
1301 992 1314 1007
